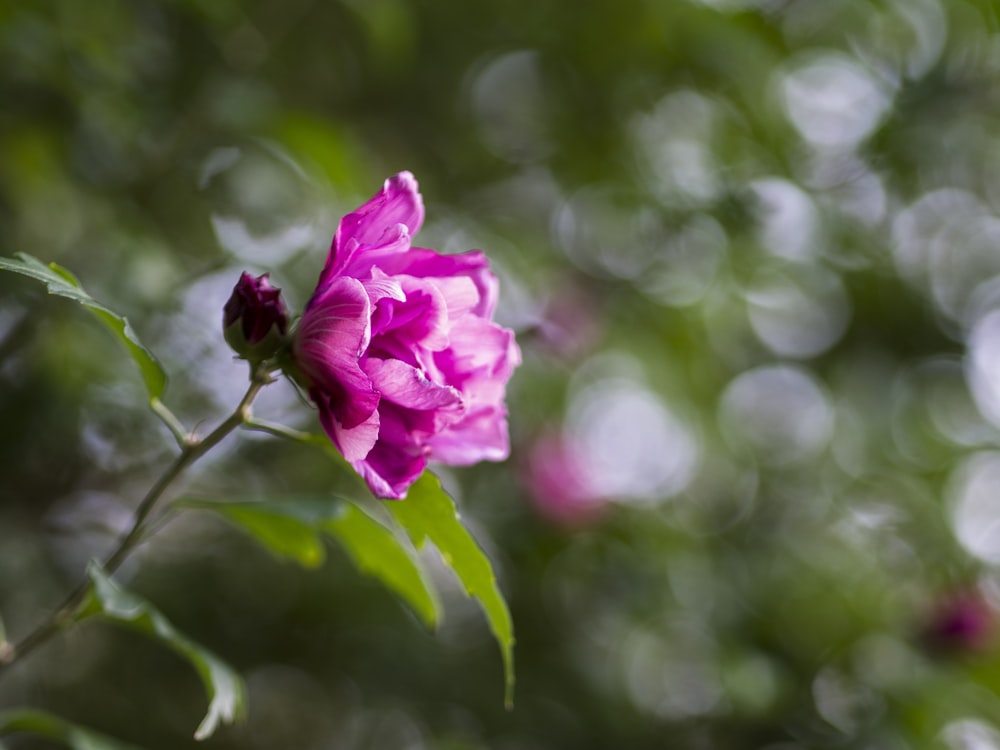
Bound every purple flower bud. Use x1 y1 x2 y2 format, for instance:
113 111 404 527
923 590 995 654
223 272 289 362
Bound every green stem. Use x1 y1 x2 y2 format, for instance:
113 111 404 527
150 397 191 449
243 417 324 444
0 370 270 677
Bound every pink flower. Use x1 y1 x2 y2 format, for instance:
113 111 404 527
292 172 520 498
521 430 608 528
534 283 601 360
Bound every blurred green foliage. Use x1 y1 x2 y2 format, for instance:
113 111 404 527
4 0 1000 748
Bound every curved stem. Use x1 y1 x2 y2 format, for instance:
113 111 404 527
150 397 191 449
243 417 324 444
0 371 269 676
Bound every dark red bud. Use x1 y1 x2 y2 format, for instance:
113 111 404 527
223 272 289 361
923 591 995 654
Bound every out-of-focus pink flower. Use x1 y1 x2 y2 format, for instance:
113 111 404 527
292 172 520 498
522 430 607 527
223 272 289 362
534 284 601 360
923 589 995 654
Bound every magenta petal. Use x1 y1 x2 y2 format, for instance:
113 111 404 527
428 276 481 319
428 405 511 465
348 172 424 246
321 223 412 290
431 317 521 405
378 248 499 318
371 276 451 352
291 172 519 496
352 408 428 498
314 389 380 462
294 276 379 429
354 445 427 499
363 271 406 306
365 358 463 410
321 173 425 283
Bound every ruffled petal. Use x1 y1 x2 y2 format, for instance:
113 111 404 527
362 270 406 306
377 248 498 318
430 316 521 406
321 172 425 284
352 405 428 499
428 276 481 320
427 404 511 465
354 447 426 499
295 276 378 429
424 317 518 464
369 275 451 353
365 357 464 411
313 388 380 462
292 172 519 495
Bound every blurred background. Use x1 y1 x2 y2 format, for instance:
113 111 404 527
3 0 1000 747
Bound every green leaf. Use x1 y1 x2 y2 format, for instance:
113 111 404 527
82 562 246 741
322 500 442 629
185 499 329 568
0 708 146 750
179 496 441 628
0 252 167 400
388 473 515 707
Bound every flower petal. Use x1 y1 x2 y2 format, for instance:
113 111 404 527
365 358 464 411
353 405 428 498
428 404 511 465
295 276 378 428
378 248 499 318
424 317 519 464
363 270 406 306
313 388 380 462
370 276 451 353
430 316 521 406
354 447 426 499
292 172 519 495
321 172 425 284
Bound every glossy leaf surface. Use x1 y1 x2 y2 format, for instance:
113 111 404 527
181 496 441 629
388 473 515 707
82 563 246 740
0 708 146 750
0 253 166 400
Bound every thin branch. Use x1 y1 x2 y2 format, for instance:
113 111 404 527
149 397 191 449
0 368 271 675
243 417 324 444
